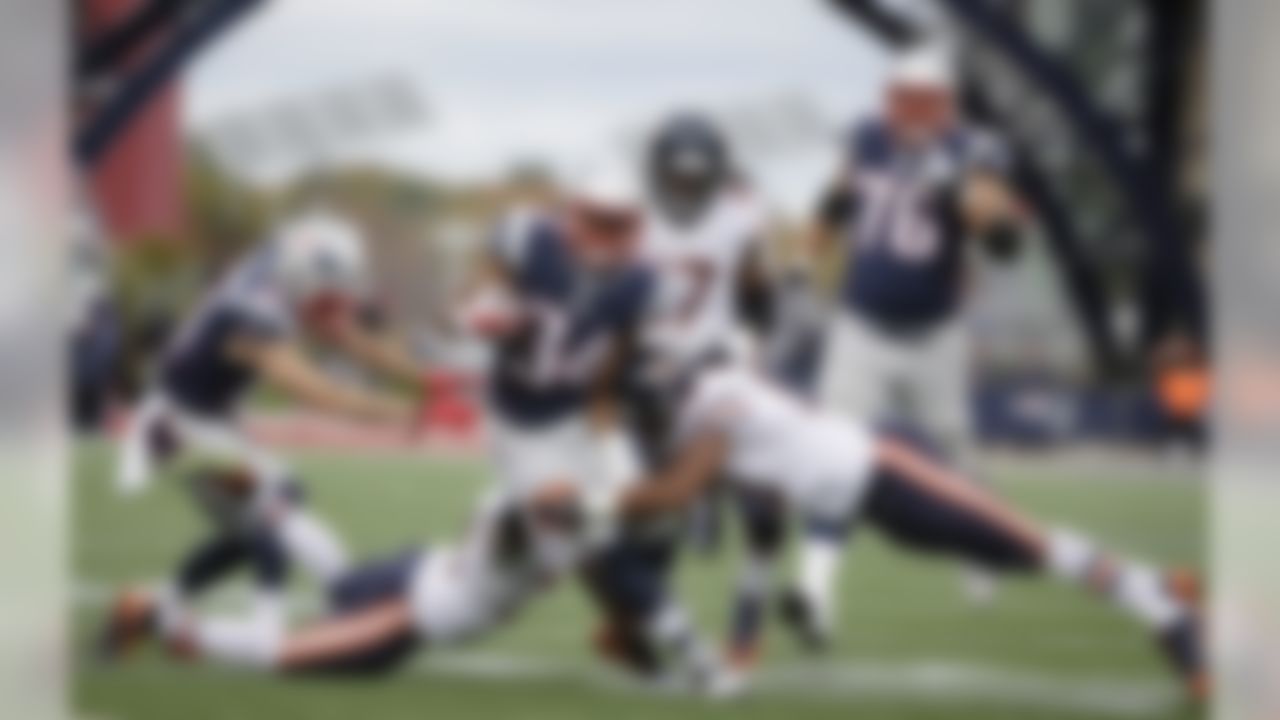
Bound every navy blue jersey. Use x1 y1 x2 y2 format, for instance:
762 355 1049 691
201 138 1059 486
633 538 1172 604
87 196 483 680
487 211 654 427
841 118 1008 331
159 247 295 417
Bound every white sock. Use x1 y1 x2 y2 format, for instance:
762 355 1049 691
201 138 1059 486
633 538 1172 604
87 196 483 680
1112 563 1185 629
644 601 717 679
277 510 350 586
152 583 189 638
1046 528 1096 582
1046 527 1183 629
797 537 841 631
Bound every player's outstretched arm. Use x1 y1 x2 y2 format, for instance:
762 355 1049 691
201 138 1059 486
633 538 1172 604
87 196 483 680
229 335 412 425
617 432 728 516
325 313 429 390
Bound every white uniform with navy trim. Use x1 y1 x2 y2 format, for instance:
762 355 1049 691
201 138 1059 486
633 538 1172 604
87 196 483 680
640 189 768 377
409 488 592 645
675 365 879 526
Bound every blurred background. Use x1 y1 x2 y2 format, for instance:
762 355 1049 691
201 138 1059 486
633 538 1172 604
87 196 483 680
70 0 1209 458
69 3 1212 719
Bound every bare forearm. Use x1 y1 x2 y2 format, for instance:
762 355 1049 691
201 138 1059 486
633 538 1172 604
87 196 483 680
619 435 726 516
336 325 427 388
240 340 410 424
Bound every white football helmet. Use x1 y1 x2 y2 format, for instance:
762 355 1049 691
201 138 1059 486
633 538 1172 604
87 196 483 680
565 157 643 214
888 44 957 93
273 210 369 303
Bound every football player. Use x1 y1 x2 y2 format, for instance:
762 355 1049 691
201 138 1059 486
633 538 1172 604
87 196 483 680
100 479 608 675
102 173 660 675
453 159 653 507
798 43 1027 635
584 114 780 690
596 358 1208 702
112 208 425 636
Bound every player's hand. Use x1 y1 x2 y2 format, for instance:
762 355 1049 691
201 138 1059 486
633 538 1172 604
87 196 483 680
413 372 438 438
960 173 1020 233
529 480 582 531
454 286 525 339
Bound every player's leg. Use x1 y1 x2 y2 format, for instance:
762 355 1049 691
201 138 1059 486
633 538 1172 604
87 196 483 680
780 514 849 651
798 313 896 645
866 435 1207 697
582 541 663 675
114 392 181 496
107 549 424 675
99 469 295 662
727 487 787 665
172 596 416 675
583 536 720 689
271 548 423 674
913 321 998 605
230 439 350 588
182 414 352 589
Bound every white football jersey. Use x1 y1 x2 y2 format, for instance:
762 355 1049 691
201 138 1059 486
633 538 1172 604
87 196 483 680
640 189 768 376
674 365 879 524
408 488 589 645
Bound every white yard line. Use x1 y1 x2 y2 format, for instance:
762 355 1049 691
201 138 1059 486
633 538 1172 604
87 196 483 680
76 581 1178 718
414 652 1177 717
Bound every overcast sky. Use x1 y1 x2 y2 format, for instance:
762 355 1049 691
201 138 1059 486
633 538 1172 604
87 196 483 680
186 0 898 213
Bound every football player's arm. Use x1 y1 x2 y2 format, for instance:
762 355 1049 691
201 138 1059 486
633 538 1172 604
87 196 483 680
228 335 411 425
736 243 776 335
452 250 526 339
616 431 728 516
324 311 428 389
959 133 1026 259
587 336 629 432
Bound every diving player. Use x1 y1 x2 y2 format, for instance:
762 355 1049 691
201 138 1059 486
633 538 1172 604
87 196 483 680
597 359 1209 701
100 479 610 675
796 43 1027 636
112 208 426 637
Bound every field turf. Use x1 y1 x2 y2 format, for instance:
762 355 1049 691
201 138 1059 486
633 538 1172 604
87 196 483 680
73 440 1204 720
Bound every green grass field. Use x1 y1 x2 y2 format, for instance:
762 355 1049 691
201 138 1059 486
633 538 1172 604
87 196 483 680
73 440 1204 720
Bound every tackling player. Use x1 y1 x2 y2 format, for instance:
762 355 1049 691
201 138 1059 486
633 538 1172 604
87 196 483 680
599 359 1208 701
112 208 425 636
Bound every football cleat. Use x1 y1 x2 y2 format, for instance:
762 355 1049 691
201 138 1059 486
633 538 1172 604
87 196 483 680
95 589 157 662
1157 613 1209 702
1158 569 1209 702
776 588 832 654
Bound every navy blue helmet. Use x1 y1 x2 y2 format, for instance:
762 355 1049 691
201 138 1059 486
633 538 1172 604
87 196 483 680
645 112 732 225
